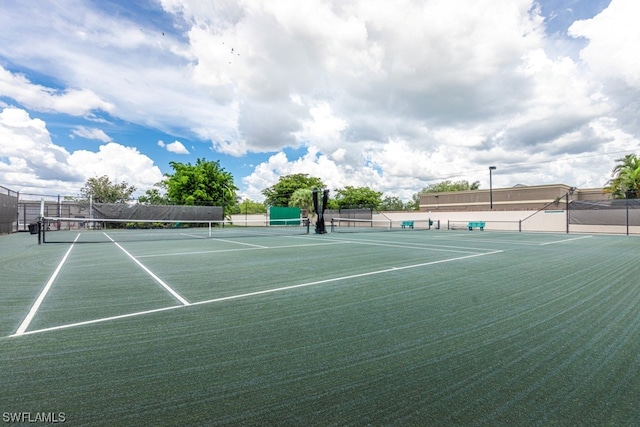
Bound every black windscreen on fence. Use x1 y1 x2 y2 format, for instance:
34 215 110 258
0 186 18 234
569 199 640 226
324 208 372 224
18 199 225 231
89 203 223 221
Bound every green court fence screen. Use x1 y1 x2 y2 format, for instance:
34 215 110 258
269 206 301 225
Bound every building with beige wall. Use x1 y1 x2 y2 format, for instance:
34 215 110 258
419 184 609 212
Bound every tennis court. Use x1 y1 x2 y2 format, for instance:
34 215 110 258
1 228 640 425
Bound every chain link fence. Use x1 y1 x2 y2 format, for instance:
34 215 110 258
0 185 19 234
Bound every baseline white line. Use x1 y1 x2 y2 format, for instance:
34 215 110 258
9 249 502 337
9 305 183 337
540 235 593 246
14 234 80 336
104 233 190 306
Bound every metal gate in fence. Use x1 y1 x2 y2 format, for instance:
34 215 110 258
0 185 18 234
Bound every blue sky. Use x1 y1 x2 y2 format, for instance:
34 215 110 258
1 0 638 202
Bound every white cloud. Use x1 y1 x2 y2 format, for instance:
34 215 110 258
0 2 237 147
569 0 640 89
242 146 384 201
0 107 163 195
0 107 79 184
158 139 190 154
0 66 115 116
296 102 347 150
68 143 163 192
71 126 111 142
1 0 639 202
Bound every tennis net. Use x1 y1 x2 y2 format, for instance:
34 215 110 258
40 217 309 243
329 217 435 233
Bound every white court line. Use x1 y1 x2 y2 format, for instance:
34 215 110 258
136 240 350 258
13 234 80 336
104 233 190 306
324 236 487 254
211 238 269 248
330 233 581 248
427 232 555 246
178 232 208 239
428 236 544 246
10 305 184 337
191 250 503 306
9 249 502 337
540 235 593 246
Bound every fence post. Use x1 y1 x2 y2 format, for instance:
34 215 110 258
626 191 630 236
566 193 569 234
16 191 20 233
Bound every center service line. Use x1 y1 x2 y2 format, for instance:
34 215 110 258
104 233 190 306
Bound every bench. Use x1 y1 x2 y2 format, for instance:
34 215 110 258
401 221 414 229
468 221 485 231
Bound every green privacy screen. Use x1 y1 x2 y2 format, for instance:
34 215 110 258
269 206 301 225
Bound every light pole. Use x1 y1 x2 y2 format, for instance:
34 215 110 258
489 166 496 209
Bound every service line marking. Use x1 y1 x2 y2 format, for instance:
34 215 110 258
540 235 593 246
14 234 80 336
135 240 350 258
324 236 487 254
211 238 269 248
104 233 190 306
10 249 502 338
191 249 502 306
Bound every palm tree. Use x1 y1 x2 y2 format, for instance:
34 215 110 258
604 154 640 198
289 188 314 216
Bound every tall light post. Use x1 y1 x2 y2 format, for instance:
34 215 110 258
489 166 496 209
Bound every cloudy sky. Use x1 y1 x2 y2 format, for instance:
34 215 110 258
1 0 638 202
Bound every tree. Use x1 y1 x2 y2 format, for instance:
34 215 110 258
604 154 640 199
422 180 480 193
325 198 339 210
379 196 404 211
262 174 325 207
138 186 167 205
231 199 267 215
289 188 314 213
80 175 136 203
404 180 480 211
163 158 237 212
405 193 421 211
334 186 383 210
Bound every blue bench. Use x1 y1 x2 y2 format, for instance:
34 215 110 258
401 221 414 229
468 221 485 231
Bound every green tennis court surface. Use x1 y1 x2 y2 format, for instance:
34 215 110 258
1 230 640 425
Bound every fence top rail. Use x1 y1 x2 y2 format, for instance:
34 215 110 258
0 185 18 197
